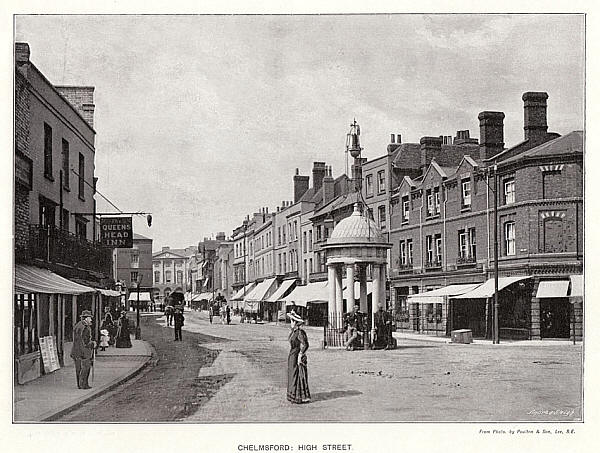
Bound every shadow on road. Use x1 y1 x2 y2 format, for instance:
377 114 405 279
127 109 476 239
311 390 362 402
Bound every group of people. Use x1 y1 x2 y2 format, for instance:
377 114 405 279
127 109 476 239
100 306 132 349
208 302 231 325
70 306 134 390
343 303 394 350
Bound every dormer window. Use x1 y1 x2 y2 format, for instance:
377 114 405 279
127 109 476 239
402 196 410 223
461 180 471 208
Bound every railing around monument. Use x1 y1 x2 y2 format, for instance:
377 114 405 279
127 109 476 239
323 312 371 349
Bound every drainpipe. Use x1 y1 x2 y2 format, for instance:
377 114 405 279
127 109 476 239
486 172 491 272
443 184 448 270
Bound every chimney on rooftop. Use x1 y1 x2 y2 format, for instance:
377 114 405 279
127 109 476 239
162 246 170 251
312 162 327 192
478 111 505 161
420 136 443 172
293 168 310 202
322 166 335 205
55 86 96 128
522 91 549 143
15 42 30 64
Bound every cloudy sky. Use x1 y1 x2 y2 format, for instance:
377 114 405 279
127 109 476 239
14 14 584 251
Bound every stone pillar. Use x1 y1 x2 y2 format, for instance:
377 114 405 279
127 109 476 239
328 264 336 324
335 266 344 323
347 264 355 308
379 264 387 309
49 294 56 337
408 286 417 331
72 295 78 332
359 266 368 313
372 265 381 331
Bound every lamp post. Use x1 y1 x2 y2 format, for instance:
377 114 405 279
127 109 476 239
493 165 500 345
135 275 142 339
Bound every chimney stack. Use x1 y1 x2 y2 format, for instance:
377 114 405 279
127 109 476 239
322 166 335 205
293 168 310 202
478 111 505 161
420 136 443 172
388 133 402 153
15 42 30 64
55 86 96 128
312 162 327 192
522 91 549 143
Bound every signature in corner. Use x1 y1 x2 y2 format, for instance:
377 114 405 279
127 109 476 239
527 409 576 417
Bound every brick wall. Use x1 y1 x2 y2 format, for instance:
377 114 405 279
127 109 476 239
14 71 31 255
55 86 95 128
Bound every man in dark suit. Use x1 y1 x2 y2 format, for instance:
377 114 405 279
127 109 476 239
373 303 393 349
174 307 185 341
70 310 96 389
344 304 365 350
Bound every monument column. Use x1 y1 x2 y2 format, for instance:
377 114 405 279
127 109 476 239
372 265 381 331
359 265 368 313
347 264 355 309
335 265 344 326
327 264 337 323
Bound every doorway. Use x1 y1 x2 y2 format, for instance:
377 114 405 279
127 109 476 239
540 298 570 338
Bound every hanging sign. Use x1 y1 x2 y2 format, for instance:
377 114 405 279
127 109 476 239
100 217 133 248
39 336 60 373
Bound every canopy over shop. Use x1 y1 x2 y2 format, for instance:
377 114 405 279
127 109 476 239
14 265 120 384
243 278 278 319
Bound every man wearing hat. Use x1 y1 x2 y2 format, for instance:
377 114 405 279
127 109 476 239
70 310 96 389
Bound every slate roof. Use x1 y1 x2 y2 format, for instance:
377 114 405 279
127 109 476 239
498 131 583 165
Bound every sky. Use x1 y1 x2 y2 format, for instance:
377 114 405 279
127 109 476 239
14 14 585 251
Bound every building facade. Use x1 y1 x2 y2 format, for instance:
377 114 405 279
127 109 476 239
152 246 195 304
113 233 153 309
388 92 583 340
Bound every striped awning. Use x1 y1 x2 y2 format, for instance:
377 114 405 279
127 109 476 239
244 278 277 302
231 283 256 301
266 279 296 302
14 265 96 295
453 276 531 299
282 281 328 307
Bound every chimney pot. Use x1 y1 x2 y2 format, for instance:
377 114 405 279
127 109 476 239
522 91 549 143
478 111 505 161
390 134 395 143
15 42 31 64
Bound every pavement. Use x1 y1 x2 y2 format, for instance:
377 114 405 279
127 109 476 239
13 336 153 422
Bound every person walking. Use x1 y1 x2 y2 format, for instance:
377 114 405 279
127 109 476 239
101 306 116 346
115 311 132 348
286 312 311 404
208 303 213 324
373 303 392 349
70 310 96 389
226 304 231 325
174 307 185 341
165 305 173 327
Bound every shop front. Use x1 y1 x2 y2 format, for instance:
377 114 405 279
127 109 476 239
536 280 571 339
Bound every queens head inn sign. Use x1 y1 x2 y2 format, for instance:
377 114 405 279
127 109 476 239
100 217 133 248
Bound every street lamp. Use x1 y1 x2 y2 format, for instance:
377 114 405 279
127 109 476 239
135 275 143 339
482 165 500 344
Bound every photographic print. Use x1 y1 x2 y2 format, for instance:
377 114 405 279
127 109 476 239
12 13 584 427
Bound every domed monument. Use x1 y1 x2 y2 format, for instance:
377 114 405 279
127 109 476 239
321 121 392 347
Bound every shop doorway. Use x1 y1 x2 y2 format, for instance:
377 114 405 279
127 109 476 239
452 299 487 338
540 298 570 338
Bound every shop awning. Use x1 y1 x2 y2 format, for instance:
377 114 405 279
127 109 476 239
127 291 152 302
231 283 256 301
14 265 96 295
97 288 121 297
453 276 531 299
569 275 584 298
266 279 297 302
192 292 214 301
244 278 278 302
282 281 329 307
536 280 570 298
342 280 373 300
407 283 481 304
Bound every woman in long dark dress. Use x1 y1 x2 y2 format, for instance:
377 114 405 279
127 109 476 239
115 311 132 348
287 312 311 404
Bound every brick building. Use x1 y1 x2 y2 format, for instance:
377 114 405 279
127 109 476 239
388 92 583 340
113 233 153 309
14 42 116 383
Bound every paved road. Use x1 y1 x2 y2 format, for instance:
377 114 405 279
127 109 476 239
180 310 583 422
59 310 583 422
58 314 229 422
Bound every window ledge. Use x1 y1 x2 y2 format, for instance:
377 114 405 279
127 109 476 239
78 195 85 202
426 214 441 220
44 174 55 182
460 206 471 212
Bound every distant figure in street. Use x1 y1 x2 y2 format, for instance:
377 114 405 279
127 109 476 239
174 308 185 341
344 304 365 351
116 311 132 348
70 310 96 389
99 329 110 351
208 303 213 324
373 303 393 349
220 304 226 324
287 311 311 404
226 304 231 325
165 305 174 326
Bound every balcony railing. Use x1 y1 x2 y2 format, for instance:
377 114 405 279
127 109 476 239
456 256 477 266
27 225 112 277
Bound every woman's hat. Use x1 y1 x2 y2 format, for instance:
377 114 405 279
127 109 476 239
100 329 109 335
80 310 93 318
287 311 305 324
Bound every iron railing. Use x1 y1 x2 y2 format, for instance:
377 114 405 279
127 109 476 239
323 312 371 349
27 225 112 276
